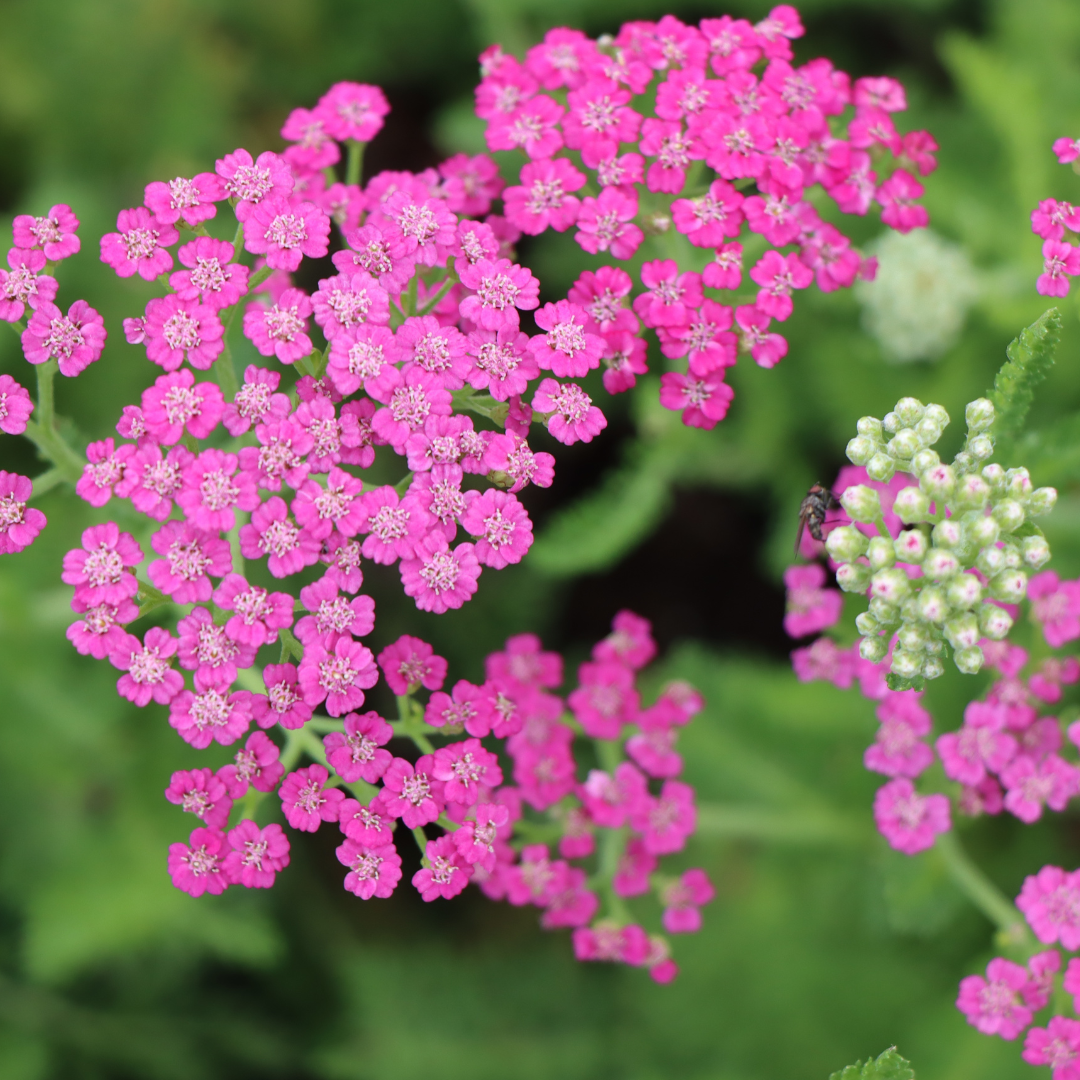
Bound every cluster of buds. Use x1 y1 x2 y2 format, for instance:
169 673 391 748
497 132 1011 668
163 612 712 983
829 395 1056 684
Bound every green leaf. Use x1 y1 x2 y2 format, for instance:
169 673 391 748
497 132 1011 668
987 307 1062 447
1017 410 1080 486
830 1047 915 1080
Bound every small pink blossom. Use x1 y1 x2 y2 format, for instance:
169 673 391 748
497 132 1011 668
876 169 929 233
316 81 390 142
297 637 378 717
377 635 448 695
169 676 253 749
61 522 142 607
22 299 107 377
251 663 312 730
338 839 402 899
503 157 585 235
631 779 697 855
100 206 178 280
110 627 185 707
244 195 331 272
1029 571 1080 646
782 563 842 637
239 497 321 578
13 204 80 261
659 370 734 430
613 837 657 897
572 924 651 966
148 520 232 603
141 369 224 445
75 438 134 508
956 958 1032 1040
873 777 950 854
1023 1017 1080 1078
460 488 533 569
672 179 745 247
432 738 503 805
218 731 285 796
634 260 704 328
0 247 57 322
381 755 444 828
661 868 715 933
575 187 643 259
324 711 393 784
215 148 294 221
144 173 223 227
400 532 482 613
224 821 290 889
280 765 345 832
735 303 788 368
166 768 233 829
532 379 607 445
413 835 472 901
1020 866 1080 949
168 827 230 896
458 258 540 330
66 596 139 660
1001 754 1080 823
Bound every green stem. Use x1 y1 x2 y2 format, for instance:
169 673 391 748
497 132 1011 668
29 468 63 499
230 221 244 258
36 359 56 428
393 471 415 497
345 139 365 187
412 827 430 860
215 343 239 406
405 274 418 317
936 830 1033 947
417 276 457 316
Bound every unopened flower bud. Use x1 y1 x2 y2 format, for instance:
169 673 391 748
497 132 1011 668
920 464 956 500
979 602 1014 639
856 612 881 636
989 569 1028 603
917 587 950 624
846 436 877 466
981 463 1006 492
1006 468 1033 499
869 598 900 625
924 404 950 429
894 397 925 427
992 499 1025 533
857 416 884 440
897 623 930 652
954 474 991 511
1002 543 1022 569
944 612 980 649
967 434 995 460
871 567 912 603
894 529 929 562
1022 534 1051 570
840 484 882 523
883 411 900 435
932 520 964 548
953 451 975 476
946 574 982 609
965 513 1000 548
954 645 985 674
642 211 671 234
1028 487 1058 516
976 546 1006 577
891 649 923 679
915 418 943 446
922 656 945 680
965 398 995 432
893 486 930 524
866 452 896 483
911 449 940 476
835 562 871 593
887 428 922 460
860 635 889 663
867 536 896 571
825 525 869 563
923 548 961 580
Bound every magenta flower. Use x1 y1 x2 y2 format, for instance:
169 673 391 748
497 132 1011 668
563 76 641 158
166 767 233 829
1038 239 1080 298
487 95 565 160
703 241 744 291
863 694 933 779
375 190 457 267
503 158 584 235
238 419 313 492
482 433 555 493
338 797 395 847
1031 658 1080 704
326 324 400 396
413 836 472 901
100 206 178 280
323 711 393 784
215 148 294 221
294 576 375 648
176 448 259 532
529 300 603 378
1001 755 1080 823
168 827 231 897
13 203 80 260
223 821 290 890
239 497 321 578
148 520 232 603
322 535 364 595
75 438 134 508
659 300 736 373
659 371 734 430
291 467 365 540
222 365 290 436
170 237 248 310
634 260 704 328
66 595 139 660
315 81 390 141
143 294 224 372
381 755 444 828
312 271 389 340
1031 199 1080 242
457 258 539 330
62 522 142 607
672 179 745 247
631 779 697 855
400 531 482 613
461 326 534 401
459 489 533 569
297 637 378 717
735 303 788 368
532 379 607 446
141 369 224 445
22 299 106 377
217 731 285 797
376 635 448 696
661 868 716 933
1029 571 1080 646
873 778 950 854
569 661 639 739
956 958 1032 1040
1019 866 1080 949
279 765 345 832
144 172 223 227
432 738 503 805
504 844 570 907
1023 1017 1080 1077
169 678 253 749
110 627 185 707
114 444 190 521
338 839 402 899
876 169 929 233
369 365 453 450
250 663 312 730
937 702 1017 786
0 247 57 322
782 564 842 638
640 118 704 193
244 195 331 272
395 316 470 389
575 187 643 259
1026 950 1062 1011
424 678 495 735
613 837 657 897
354 485 430 565
750 250 814 321
573 924 650 966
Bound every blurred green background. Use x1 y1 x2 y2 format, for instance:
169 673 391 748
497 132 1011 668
4 0 1080 1076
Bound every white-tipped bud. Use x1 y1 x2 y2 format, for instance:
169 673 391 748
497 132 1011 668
897 624 930 652
954 645 985 674
894 397 926 427
894 529 929 563
992 499 1026 533
883 411 901 435
1028 487 1058 516
871 567 912 603
1006 468 1033 499
857 416 884 440
846 435 877 466
920 464 956 500
867 536 897 571
922 656 945 680
840 484 883 523
915 419 944 446
976 546 1007 576
891 649 923 679
923 548 961 580
867 452 896 483
968 434 995 461
965 513 1000 548
979 602 1014 640
887 428 922 460
946 573 983 610
990 569 1028 603
1022 534 1051 570
917 587 950 624
945 612 980 649
856 612 881 636
869 598 901 625
965 398 995 432
893 486 931 524
836 562 871 593
860 635 889 663
911 448 941 476
924 403 950 430
982 463 1006 492
932 520 964 548
826 525 869 563
1002 543 1022 570
954 473 991 511
953 451 976 476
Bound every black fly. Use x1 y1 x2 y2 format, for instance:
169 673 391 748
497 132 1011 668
795 483 840 554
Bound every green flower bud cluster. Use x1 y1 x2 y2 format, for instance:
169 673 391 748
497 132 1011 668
836 396 1057 685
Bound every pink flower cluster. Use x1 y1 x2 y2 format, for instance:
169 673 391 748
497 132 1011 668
163 611 711 982
1032 136 1080 297
475 7 933 427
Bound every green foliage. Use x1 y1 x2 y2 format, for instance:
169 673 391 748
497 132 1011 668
987 307 1063 450
830 1048 915 1080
